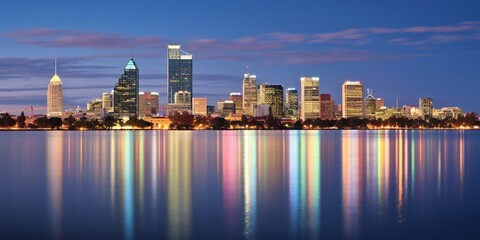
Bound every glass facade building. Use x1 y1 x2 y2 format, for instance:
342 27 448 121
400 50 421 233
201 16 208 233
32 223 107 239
167 44 193 110
113 58 139 116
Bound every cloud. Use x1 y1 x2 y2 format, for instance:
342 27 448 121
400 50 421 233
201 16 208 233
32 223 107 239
6 29 163 49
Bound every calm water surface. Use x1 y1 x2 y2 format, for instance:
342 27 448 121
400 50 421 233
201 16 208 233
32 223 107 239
0 130 479 239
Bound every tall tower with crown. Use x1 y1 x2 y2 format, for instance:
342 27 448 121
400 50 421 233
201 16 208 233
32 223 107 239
47 59 63 117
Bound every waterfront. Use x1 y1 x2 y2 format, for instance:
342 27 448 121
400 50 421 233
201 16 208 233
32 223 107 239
0 130 479 239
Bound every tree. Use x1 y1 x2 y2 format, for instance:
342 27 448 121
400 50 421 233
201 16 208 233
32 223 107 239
104 116 117 129
33 115 49 128
0 113 16 128
17 111 26 128
64 115 76 130
48 117 63 130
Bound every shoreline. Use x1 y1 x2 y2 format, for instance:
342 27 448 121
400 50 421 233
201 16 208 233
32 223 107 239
1 128 477 131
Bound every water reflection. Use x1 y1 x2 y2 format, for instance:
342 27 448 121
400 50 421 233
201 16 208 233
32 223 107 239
37 130 471 239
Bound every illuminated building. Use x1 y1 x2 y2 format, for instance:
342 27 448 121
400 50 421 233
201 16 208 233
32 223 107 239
419 98 433 119
167 44 193 111
169 90 191 113
229 93 243 115
102 92 113 113
242 73 257 116
342 81 364 118
87 98 102 114
300 77 320 120
139 92 159 117
113 58 139 117
192 97 207 116
320 93 335 119
257 84 284 118
376 98 385 109
217 100 235 117
47 59 63 117
285 88 298 118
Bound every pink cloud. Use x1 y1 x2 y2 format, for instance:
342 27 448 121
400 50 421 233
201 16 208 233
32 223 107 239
6 28 163 49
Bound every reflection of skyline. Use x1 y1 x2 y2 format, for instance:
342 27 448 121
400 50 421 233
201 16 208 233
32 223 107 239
41 130 467 239
47 132 63 240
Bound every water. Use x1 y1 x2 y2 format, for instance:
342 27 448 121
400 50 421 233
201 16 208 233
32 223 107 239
0 130 479 239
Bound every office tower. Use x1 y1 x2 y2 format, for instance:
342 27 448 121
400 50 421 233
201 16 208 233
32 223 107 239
193 97 207 116
47 59 63 117
257 84 284 118
254 104 270 117
113 58 139 116
364 89 377 119
102 92 113 113
285 88 299 118
419 98 433 119
139 92 159 117
320 93 335 119
229 93 243 115
300 77 320 120
242 73 257 116
167 44 193 110
342 81 364 118
168 90 192 113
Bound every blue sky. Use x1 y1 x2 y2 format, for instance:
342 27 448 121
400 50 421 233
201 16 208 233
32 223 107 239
1 0 480 114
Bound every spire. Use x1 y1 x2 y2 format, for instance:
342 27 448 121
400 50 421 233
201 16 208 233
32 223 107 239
54 58 57 75
131 51 134 60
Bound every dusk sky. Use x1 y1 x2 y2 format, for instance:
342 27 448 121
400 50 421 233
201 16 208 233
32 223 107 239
1 0 480 114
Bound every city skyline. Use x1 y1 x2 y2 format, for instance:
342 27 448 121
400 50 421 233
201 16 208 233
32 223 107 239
1 1 480 114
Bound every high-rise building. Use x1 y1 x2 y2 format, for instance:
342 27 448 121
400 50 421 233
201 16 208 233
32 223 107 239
101 92 113 113
320 94 335 119
139 92 159 117
285 88 299 118
419 98 433 119
47 59 63 117
300 77 320 120
342 81 364 118
257 84 284 118
242 73 257 116
229 93 243 115
364 89 377 119
192 97 207 116
113 58 139 117
167 44 193 111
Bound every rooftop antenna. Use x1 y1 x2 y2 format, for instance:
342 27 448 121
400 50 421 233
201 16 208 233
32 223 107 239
246 65 249 74
54 58 57 75
131 51 134 59
396 96 399 108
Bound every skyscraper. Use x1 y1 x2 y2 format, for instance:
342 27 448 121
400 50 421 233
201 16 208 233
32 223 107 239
257 84 284 118
342 81 364 118
419 98 433 119
300 77 320 120
320 93 335 119
167 44 193 111
113 58 139 117
47 59 62 117
242 73 257 116
139 92 159 117
285 88 299 118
